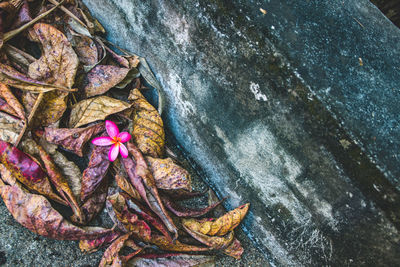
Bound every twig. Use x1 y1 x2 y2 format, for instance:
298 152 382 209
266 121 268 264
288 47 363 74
27 92 44 125
14 120 27 146
3 1 63 43
47 0 88 29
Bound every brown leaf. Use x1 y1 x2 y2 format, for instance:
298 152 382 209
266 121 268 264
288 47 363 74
129 89 165 158
104 44 139 69
148 235 211 253
127 254 215 267
36 143 84 223
0 165 112 240
122 142 178 240
223 238 244 260
72 34 98 66
0 111 23 144
0 140 67 205
0 82 24 120
163 195 225 218
0 97 20 118
80 142 110 202
42 122 105 156
84 65 129 97
181 203 250 236
99 233 142 267
79 231 121 253
114 160 141 201
28 23 78 88
69 96 131 128
146 157 192 193
182 225 234 250
115 67 140 89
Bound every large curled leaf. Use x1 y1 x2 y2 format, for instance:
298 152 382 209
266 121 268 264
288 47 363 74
0 82 24 120
0 165 111 240
148 235 211 253
0 111 23 144
28 22 78 88
84 65 129 97
182 203 250 236
183 225 235 250
128 254 215 267
163 195 225 218
69 96 131 128
0 140 66 205
146 157 192 193
122 142 178 240
42 122 104 156
80 142 110 202
129 88 165 158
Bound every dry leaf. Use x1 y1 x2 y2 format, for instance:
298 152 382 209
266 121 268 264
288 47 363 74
148 235 211 253
146 157 192 193
99 233 142 267
182 203 249 236
72 34 98 66
69 96 131 128
79 231 121 253
114 160 141 200
84 65 129 97
163 195 225 218
29 90 69 126
0 111 23 144
182 225 235 250
129 88 165 158
42 122 105 156
0 82 25 120
0 97 20 118
223 238 244 260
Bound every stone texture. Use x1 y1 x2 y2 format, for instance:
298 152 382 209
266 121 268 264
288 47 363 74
81 0 400 266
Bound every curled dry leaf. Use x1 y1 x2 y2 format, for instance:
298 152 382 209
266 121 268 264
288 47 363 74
0 111 23 144
163 195 225 218
115 67 140 89
146 157 192 193
99 233 142 267
0 82 25 120
223 238 244 260
69 96 131 128
182 225 235 250
122 142 178 240
42 122 104 156
0 140 67 205
84 65 129 97
0 97 20 118
80 142 110 202
148 235 211 253
79 231 121 253
129 88 165 158
0 165 112 240
182 203 250 236
104 44 140 69
36 143 84 223
114 160 141 200
128 254 215 267
28 22 78 88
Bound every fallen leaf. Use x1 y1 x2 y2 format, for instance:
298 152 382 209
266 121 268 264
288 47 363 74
223 238 244 260
79 231 121 253
0 111 23 144
115 67 140 89
114 160 141 200
80 141 110 202
146 157 192 193
84 65 130 97
122 142 178 240
127 254 215 267
69 96 131 128
163 195 225 218
0 82 25 120
0 140 67 205
42 122 105 156
72 34 98 66
104 44 139 69
28 22 78 88
182 203 250 236
182 225 234 250
129 88 165 158
0 97 20 118
148 235 211 253
99 233 142 267
0 165 112 240
36 143 84 223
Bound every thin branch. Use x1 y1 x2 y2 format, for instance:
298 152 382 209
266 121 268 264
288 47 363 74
47 0 88 29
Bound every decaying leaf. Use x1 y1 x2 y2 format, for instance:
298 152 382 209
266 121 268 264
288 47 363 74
163 195 225 218
0 165 112 240
84 65 129 97
223 238 244 260
36 144 84 223
114 160 141 200
128 254 215 267
146 157 192 193
0 82 24 120
0 140 67 205
0 97 20 118
104 43 139 69
72 34 99 66
79 231 121 253
129 88 165 158
99 233 142 267
42 122 104 156
122 142 178 240
80 142 110 202
28 22 78 88
148 235 211 253
183 225 235 250
182 203 249 237
0 111 23 144
69 96 131 128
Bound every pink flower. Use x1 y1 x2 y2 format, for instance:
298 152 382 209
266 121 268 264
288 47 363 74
91 120 131 161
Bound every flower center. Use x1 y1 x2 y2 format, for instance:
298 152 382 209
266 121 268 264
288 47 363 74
112 136 121 144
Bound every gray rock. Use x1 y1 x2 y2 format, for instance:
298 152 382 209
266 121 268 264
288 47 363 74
81 0 400 266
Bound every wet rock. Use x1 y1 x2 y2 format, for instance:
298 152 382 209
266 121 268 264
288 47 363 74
82 0 400 266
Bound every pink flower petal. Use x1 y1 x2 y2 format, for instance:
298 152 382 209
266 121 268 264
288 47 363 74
108 143 120 162
92 136 114 146
117 132 131 143
105 120 119 138
119 143 129 158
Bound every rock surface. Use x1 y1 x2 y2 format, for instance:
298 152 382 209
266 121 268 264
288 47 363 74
81 0 400 266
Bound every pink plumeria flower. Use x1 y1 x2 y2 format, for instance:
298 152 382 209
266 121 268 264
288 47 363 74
92 120 131 161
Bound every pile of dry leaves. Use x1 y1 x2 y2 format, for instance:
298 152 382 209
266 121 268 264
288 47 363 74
0 0 250 266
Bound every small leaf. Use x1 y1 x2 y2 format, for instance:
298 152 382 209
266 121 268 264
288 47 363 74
129 89 165 158
42 122 105 157
146 157 192 193
69 96 131 128
182 203 250 236
84 65 130 97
